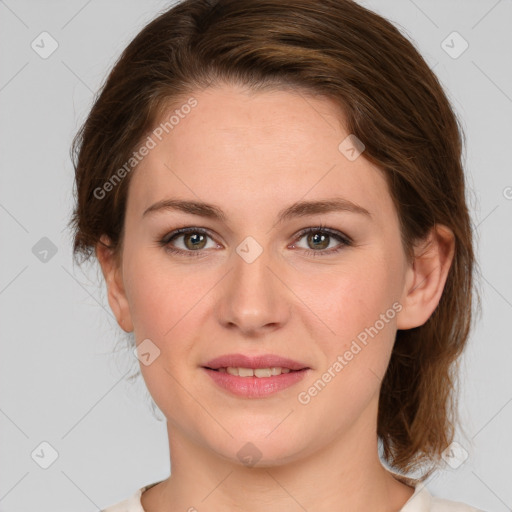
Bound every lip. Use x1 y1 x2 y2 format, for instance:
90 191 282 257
202 367 310 398
203 353 310 371
201 353 311 398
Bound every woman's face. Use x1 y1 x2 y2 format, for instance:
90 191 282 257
110 84 415 465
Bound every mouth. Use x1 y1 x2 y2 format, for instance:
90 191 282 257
202 366 310 398
201 354 311 398
203 366 306 377
203 353 310 372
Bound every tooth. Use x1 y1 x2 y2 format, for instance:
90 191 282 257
221 366 294 377
254 368 272 378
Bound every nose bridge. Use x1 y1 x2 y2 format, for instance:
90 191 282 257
217 235 290 333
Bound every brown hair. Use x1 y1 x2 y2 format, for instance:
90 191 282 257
68 0 479 481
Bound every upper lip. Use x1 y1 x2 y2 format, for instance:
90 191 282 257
203 353 310 371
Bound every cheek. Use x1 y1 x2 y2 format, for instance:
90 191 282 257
123 254 208 413
293 273 400 447
300 253 401 336
123 249 204 339
301 254 402 388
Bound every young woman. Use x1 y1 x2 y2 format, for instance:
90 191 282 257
69 0 482 510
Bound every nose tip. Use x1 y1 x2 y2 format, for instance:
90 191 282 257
216 251 291 335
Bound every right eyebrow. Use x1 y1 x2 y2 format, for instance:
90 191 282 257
142 199 227 220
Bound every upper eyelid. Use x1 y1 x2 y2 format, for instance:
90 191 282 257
163 226 350 247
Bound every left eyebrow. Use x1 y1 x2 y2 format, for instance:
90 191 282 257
275 197 372 223
142 197 372 221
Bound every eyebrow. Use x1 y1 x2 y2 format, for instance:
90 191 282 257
142 197 371 222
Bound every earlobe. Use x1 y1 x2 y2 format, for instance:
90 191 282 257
396 224 455 330
95 235 134 333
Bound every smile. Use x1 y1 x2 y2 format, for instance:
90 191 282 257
202 367 310 398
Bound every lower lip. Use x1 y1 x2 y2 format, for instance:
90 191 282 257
202 368 310 398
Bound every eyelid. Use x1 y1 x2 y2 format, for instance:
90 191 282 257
288 225 352 256
160 226 214 245
159 224 352 256
158 226 224 249
292 225 352 245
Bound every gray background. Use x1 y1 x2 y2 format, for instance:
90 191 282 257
0 0 511 511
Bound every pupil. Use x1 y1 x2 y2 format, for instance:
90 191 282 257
309 232 329 250
186 233 205 250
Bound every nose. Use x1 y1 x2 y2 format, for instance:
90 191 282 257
214 240 291 337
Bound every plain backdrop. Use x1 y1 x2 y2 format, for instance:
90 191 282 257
0 1 511 511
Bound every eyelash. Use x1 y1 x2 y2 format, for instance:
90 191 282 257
158 224 352 258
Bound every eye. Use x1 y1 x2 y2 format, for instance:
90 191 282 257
159 227 218 257
291 225 352 256
158 224 352 258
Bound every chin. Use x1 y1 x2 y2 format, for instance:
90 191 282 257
210 430 309 469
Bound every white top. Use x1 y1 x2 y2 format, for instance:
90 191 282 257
101 478 484 512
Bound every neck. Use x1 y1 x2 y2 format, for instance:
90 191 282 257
141 400 415 512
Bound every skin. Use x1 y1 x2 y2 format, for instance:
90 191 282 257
97 83 455 512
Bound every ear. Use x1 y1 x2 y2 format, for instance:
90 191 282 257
95 235 134 333
396 224 455 330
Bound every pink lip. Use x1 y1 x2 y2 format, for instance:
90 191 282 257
203 353 310 371
202 367 310 398
201 353 311 398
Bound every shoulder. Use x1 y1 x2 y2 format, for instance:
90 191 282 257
400 482 485 512
430 496 485 512
100 480 485 512
101 481 163 512
100 486 147 512
101 489 144 512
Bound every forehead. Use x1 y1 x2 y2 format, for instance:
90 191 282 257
127 84 394 223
